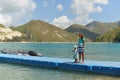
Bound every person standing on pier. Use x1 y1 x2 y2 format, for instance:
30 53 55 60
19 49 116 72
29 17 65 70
77 33 85 63
72 45 79 63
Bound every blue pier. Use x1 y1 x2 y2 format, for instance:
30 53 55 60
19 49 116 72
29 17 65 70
0 54 120 76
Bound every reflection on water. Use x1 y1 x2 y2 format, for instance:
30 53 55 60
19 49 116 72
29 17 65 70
0 63 119 80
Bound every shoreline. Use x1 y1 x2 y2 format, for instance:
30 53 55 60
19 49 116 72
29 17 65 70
0 41 114 44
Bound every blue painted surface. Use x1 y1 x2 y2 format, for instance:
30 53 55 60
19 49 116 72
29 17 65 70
0 54 120 76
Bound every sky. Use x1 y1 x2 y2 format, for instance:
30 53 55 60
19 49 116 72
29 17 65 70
0 0 120 29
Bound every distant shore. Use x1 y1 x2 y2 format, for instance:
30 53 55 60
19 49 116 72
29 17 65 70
0 41 113 44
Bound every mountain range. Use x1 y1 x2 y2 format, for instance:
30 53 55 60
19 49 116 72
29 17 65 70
0 20 120 42
11 20 78 42
65 21 120 42
65 24 100 41
96 27 120 42
85 21 120 35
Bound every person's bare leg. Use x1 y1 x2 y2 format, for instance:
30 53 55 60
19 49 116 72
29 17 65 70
79 53 81 63
77 59 79 63
81 53 84 63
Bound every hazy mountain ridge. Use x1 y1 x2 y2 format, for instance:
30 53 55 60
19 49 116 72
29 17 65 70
65 24 100 41
85 21 120 35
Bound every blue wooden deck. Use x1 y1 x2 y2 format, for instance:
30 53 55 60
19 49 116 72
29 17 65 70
0 54 120 76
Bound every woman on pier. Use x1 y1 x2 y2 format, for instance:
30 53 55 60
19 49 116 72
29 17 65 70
77 33 85 63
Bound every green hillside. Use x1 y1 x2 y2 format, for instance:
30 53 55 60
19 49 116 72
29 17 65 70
85 21 120 35
12 20 78 42
65 24 100 41
96 27 120 42
0 24 5 28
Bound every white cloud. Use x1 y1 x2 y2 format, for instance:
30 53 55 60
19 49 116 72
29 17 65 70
95 6 102 12
52 0 109 29
0 0 36 27
93 0 108 5
53 15 71 29
0 14 12 26
57 4 63 11
74 16 93 25
70 0 109 25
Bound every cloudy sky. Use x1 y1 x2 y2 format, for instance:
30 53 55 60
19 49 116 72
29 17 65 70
0 0 120 28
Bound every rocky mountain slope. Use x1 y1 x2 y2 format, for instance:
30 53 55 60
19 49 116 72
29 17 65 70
0 24 22 41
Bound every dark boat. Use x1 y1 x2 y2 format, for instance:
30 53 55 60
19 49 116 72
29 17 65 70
1 49 42 57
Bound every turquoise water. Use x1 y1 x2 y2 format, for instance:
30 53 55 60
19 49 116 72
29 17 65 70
0 42 120 80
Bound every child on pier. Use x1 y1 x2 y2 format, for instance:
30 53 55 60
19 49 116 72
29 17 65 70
72 45 79 63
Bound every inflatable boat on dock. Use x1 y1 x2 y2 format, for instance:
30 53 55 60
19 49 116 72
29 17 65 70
1 49 42 57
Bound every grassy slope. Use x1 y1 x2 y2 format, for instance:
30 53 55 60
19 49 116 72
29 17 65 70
12 20 78 42
0 24 5 28
96 27 120 42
